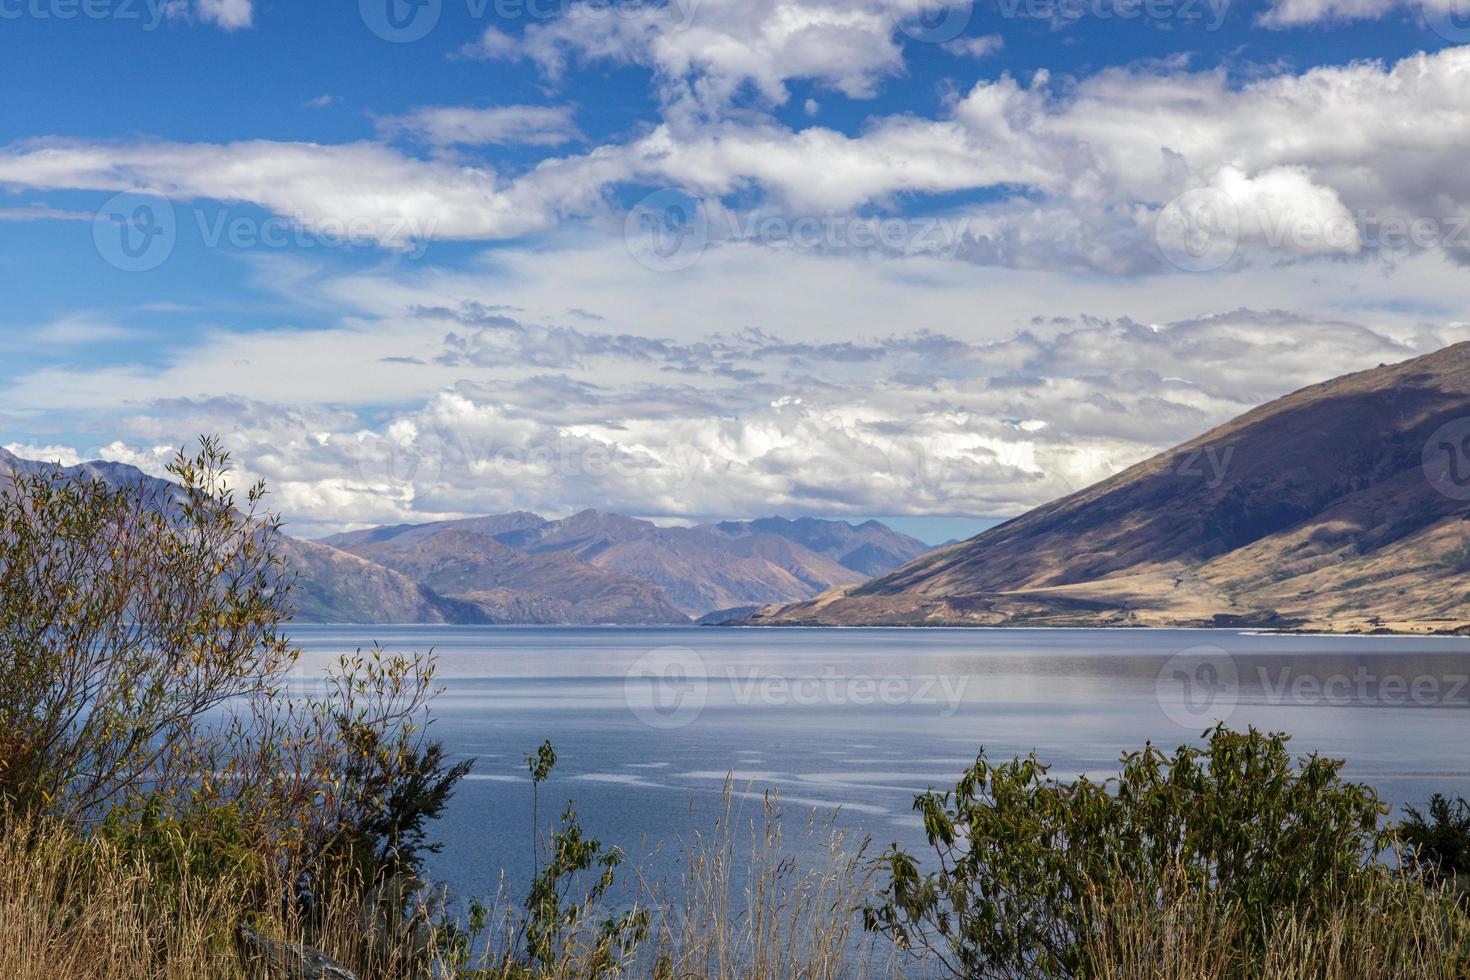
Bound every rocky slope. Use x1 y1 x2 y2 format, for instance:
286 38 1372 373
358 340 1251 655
745 343 1470 633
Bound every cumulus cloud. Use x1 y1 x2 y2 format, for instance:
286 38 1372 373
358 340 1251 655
4 278 1440 536
8 46 1470 268
462 0 975 110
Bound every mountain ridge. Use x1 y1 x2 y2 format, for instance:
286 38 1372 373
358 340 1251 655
0 446 932 624
743 343 1470 634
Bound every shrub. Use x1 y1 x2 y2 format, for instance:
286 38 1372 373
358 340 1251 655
1402 794 1470 904
0 438 295 823
865 726 1393 978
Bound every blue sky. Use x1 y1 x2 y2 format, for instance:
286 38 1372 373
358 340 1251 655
2 0 1470 541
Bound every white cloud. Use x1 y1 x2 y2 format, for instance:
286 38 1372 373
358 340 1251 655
30 304 1432 536
3 443 83 467
378 105 582 147
303 95 337 109
942 33 1003 57
6 232 1466 535
28 315 132 346
5 46 1470 278
1258 0 1457 26
0 139 554 246
163 0 254 30
465 0 975 110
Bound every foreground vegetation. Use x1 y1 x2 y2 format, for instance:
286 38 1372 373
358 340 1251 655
0 441 1467 978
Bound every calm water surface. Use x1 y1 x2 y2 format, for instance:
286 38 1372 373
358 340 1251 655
288 626 1470 902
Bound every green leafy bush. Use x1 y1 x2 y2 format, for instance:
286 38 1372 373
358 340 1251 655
1402 794 1470 906
865 726 1393 978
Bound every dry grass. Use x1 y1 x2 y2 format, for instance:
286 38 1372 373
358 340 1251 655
1083 868 1470 980
638 779 893 980
0 818 435 980
1 802 1467 979
0 819 245 979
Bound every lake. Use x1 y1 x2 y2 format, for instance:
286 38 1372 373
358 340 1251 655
289 625 1470 906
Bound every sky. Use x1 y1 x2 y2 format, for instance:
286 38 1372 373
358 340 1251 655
2 0 1470 542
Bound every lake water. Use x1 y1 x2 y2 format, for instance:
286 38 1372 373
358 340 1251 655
289 625 1470 906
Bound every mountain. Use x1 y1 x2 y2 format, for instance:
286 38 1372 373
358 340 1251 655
0 447 485 625
0 447 929 624
325 511 931 618
323 524 690 624
745 343 1470 633
700 517 931 576
277 537 486 624
512 510 872 614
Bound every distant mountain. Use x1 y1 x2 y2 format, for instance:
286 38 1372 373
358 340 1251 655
746 343 1470 633
0 445 932 625
324 511 931 618
511 510 869 614
323 524 689 624
701 517 931 576
0 448 484 625
278 537 485 624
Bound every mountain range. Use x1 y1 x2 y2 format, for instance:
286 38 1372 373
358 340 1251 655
320 511 931 622
0 442 932 625
744 343 1470 634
